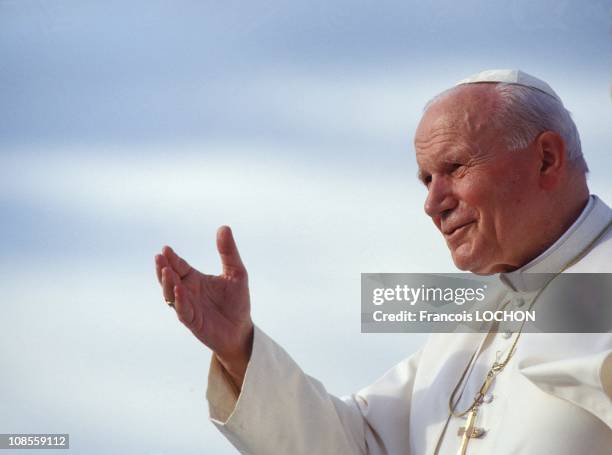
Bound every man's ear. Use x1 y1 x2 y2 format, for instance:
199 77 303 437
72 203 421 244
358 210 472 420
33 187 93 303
535 131 566 189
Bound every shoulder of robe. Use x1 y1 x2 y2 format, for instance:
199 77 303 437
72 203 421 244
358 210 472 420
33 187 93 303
518 345 612 429
565 228 612 273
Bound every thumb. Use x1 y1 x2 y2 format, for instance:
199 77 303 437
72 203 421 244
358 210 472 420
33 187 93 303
217 225 246 278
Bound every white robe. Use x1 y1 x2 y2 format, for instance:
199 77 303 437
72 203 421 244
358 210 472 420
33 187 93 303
206 195 612 454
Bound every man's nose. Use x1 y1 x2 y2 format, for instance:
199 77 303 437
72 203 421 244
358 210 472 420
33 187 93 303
424 175 457 218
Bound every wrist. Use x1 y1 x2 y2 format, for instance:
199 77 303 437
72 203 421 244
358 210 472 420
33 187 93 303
215 324 254 390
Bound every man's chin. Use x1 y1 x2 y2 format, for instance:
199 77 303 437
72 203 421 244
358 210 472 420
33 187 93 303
450 253 473 272
452 258 476 272
451 254 501 275
450 248 492 275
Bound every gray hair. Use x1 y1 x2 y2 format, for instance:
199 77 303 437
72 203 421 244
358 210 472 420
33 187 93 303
424 83 588 173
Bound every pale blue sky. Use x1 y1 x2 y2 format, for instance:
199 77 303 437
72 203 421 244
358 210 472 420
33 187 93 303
1 1 610 454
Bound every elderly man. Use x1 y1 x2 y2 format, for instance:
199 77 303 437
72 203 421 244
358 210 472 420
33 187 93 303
154 69 611 454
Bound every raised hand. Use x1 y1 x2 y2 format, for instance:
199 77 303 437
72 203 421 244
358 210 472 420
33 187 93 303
155 226 253 389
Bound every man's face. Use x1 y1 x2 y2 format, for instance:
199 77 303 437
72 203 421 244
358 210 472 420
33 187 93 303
414 86 538 274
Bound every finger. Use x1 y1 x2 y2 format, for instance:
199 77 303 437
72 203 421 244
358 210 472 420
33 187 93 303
174 283 195 325
155 254 169 284
161 266 179 303
161 245 193 279
216 226 246 278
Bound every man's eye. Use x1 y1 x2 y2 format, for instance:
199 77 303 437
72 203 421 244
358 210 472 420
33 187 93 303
423 175 432 186
450 163 464 173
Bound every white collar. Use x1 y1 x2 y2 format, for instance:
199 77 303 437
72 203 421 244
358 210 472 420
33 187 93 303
498 195 611 292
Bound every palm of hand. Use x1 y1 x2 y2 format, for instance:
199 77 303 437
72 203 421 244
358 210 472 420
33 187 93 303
181 268 252 355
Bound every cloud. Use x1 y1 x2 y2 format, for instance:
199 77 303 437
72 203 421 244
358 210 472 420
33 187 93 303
1 2 610 452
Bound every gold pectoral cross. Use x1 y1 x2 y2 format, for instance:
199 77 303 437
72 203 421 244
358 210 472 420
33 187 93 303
456 365 497 455
457 406 486 455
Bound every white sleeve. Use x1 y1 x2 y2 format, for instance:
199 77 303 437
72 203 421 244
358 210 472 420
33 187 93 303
207 326 422 454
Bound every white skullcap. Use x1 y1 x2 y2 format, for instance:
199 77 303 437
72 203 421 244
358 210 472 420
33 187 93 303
455 69 562 103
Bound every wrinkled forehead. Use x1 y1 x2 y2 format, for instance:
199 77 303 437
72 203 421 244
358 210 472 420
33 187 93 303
414 84 502 148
